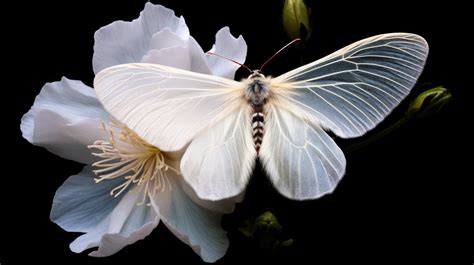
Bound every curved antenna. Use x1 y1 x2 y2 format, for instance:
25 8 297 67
206 52 253 73
259 38 301 71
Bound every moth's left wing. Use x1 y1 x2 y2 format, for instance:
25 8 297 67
259 102 346 200
94 63 244 151
271 33 429 138
181 105 257 201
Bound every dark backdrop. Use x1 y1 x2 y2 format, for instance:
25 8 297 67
3 0 471 264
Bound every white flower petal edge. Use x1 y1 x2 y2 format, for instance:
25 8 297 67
93 3 189 73
152 170 229 263
20 78 108 164
51 166 159 257
51 166 124 233
207 26 247 79
141 29 193 70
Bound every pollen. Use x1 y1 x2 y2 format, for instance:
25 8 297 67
88 120 178 205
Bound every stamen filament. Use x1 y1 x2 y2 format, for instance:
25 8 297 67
88 120 179 203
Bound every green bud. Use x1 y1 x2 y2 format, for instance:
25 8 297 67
280 238 294 247
406 86 452 118
282 0 312 41
239 211 282 238
238 211 294 251
255 211 283 232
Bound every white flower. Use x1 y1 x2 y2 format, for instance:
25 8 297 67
20 3 247 262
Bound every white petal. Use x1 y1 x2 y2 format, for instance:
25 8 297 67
148 28 187 50
73 220 158 257
51 166 123 232
84 189 159 257
72 190 158 257
141 28 212 73
188 36 214 74
52 166 159 256
20 78 108 164
93 3 189 73
151 172 229 262
142 46 191 70
207 27 247 79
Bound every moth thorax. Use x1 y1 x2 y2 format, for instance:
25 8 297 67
245 79 269 107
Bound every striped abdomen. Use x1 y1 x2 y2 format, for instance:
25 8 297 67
252 107 265 153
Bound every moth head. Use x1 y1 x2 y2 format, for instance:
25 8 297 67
248 70 265 79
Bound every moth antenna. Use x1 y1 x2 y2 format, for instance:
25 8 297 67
206 52 253 73
259 38 301 71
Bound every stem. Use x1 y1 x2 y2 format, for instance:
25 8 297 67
344 116 409 154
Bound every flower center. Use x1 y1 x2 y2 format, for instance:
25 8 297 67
88 120 178 205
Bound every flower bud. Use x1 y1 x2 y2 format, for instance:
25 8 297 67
239 211 294 250
283 0 312 41
406 86 451 118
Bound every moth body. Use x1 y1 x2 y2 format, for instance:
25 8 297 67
245 71 270 153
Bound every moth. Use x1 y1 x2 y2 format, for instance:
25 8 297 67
95 33 428 201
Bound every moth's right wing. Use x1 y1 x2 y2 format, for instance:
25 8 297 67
259 102 346 200
271 33 429 138
94 63 245 151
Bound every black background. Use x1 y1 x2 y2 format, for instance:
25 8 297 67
3 0 471 264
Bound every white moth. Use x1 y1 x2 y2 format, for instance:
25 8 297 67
94 33 428 201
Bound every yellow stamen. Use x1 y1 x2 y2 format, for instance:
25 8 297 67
88 120 178 205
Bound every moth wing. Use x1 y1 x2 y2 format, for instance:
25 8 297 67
94 63 244 151
259 103 346 200
271 33 429 138
181 105 257 200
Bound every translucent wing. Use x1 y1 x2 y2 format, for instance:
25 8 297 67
181 105 257 200
94 63 244 151
260 103 346 200
271 33 429 138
